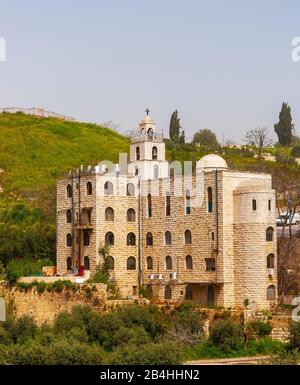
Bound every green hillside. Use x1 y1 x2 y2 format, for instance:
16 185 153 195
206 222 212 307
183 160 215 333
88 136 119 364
0 112 130 196
0 111 300 270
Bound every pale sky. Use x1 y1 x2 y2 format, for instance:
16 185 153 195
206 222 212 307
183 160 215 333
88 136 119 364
1 0 300 143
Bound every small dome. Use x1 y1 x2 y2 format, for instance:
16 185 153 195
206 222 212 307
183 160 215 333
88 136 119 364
198 154 228 170
140 115 155 125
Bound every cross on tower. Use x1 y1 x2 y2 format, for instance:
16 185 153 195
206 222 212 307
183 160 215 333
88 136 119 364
145 108 150 116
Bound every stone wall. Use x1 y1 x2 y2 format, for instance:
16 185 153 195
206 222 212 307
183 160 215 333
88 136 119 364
0 282 107 325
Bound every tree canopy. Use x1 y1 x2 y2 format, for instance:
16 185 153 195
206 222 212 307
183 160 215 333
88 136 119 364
192 129 219 147
274 102 294 146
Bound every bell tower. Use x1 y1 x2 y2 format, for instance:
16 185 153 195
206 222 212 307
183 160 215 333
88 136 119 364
128 110 169 180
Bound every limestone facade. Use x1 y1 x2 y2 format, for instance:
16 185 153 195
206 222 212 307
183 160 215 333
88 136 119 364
56 115 277 309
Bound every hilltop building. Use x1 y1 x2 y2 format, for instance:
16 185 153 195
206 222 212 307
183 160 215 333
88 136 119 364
56 114 277 309
0 107 75 121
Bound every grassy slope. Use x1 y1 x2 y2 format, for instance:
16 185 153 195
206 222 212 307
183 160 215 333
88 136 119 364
1 112 300 210
0 113 130 196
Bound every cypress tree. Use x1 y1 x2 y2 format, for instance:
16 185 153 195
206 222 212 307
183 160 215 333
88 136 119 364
169 110 181 141
274 102 294 146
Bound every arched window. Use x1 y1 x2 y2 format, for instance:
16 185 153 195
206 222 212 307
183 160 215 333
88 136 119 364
185 285 193 300
185 190 191 215
146 284 153 299
166 193 171 216
146 232 153 246
165 231 172 245
267 254 275 269
185 230 192 245
83 231 90 246
212 232 215 241
208 187 213 213
127 208 136 222
252 199 257 211
153 165 159 180
135 167 139 176
148 128 154 140
152 146 158 160
87 182 93 196
166 256 172 270
107 256 115 270
136 147 140 161
127 183 135 197
266 227 274 242
147 194 152 217
267 285 276 301
147 256 153 270
104 181 114 196
127 257 136 270
268 200 272 211
67 233 72 247
67 184 73 198
105 207 114 221
84 256 90 270
186 255 193 270
127 232 136 246
105 232 114 246
67 257 72 271
66 209 72 223
165 285 172 300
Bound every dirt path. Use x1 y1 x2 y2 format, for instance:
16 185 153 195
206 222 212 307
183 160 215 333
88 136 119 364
184 356 272 365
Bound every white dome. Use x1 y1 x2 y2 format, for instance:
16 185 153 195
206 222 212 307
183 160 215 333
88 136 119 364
140 115 155 125
198 154 228 170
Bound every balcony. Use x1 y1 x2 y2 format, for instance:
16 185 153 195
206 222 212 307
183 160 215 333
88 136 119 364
75 221 94 231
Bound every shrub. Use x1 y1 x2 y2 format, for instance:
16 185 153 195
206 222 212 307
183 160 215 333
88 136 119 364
54 311 86 334
108 342 182 365
275 151 296 165
45 338 105 365
9 340 47 365
291 144 300 158
210 320 243 352
246 320 272 338
117 305 168 341
0 345 10 365
169 305 204 344
9 316 37 344
0 325 12 345
289 320 300 349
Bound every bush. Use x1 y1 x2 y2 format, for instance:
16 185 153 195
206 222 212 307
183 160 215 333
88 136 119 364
108 342 182 365
291 144 300 158
246 320 272 338
169 305 204 344
9 316 37 344
54 311 86 334
275 151 296 165
44 338 105 365
289 320 300 349
117 305 168 341
209 320 243 352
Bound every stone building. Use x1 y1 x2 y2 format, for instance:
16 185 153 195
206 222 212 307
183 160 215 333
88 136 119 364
56 114 277 309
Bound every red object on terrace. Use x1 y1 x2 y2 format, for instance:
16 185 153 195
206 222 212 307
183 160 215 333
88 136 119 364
78 266 84 277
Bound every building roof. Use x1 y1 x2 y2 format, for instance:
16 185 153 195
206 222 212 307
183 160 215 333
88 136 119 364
140 115 155 125
198 154 228 170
